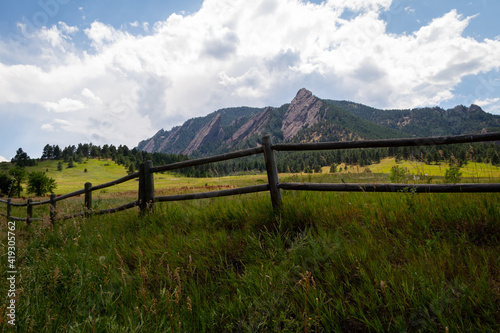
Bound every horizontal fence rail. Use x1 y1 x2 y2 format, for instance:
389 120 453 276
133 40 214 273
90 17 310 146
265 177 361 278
278 183 500 193
273 132 500 151
89 172 140 192
154 184 270 203
1 132 499 223
150 146 264 173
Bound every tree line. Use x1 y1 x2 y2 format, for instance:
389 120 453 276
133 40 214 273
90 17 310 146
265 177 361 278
1 141 499 198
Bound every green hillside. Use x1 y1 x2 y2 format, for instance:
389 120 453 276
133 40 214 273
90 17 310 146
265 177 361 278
1 159 129 195
291 101 409 143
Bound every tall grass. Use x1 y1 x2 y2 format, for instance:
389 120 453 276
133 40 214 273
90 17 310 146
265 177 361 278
1 189 499 332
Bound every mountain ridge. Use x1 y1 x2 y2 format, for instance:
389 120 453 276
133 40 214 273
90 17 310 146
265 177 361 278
137 89 500 156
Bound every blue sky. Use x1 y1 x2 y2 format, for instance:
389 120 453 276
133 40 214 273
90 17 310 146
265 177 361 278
1 0 500 161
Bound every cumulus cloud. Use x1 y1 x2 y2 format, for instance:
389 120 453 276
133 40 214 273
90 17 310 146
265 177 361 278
473 97 500 114
58 22 79 35
81 88 103 105
0 156 8 163
41 123 55 131
1 0 500 154
44 98 86 112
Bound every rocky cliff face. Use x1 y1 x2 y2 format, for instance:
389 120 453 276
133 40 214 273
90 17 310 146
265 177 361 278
137 88 392 155
226 107 271 146
139 125 183 154
183 114 224 155
282 88 324 140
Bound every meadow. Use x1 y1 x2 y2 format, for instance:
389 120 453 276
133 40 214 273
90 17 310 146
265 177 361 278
0 158 499 332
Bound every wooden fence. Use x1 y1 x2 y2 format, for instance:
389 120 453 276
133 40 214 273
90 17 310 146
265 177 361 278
1 132 500 224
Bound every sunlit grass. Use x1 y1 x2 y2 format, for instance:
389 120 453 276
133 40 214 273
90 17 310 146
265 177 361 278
1 189 498 332
5 157 499 200
366 157 500 179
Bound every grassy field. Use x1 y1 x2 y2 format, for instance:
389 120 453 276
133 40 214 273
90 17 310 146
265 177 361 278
0 190 499 332
0 158 499 332
1 159 272 196
2 157 499 198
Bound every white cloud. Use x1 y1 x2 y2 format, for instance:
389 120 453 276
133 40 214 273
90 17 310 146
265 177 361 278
405 6 415 14
41 123 55 131
54 118 72 126
44 98 86 112
0 156 8 163
473 97 500 114
84 21 125 49
81 88 103 105
58 22 79 35
1 0 500 153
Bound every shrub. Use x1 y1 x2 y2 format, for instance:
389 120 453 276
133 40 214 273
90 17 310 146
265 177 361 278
389 165 409 183
27 171 57 196
444 165 462 184
0 173 13 196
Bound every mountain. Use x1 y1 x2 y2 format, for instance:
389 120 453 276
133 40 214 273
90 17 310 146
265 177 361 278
329 100 500 137
137 88 500 156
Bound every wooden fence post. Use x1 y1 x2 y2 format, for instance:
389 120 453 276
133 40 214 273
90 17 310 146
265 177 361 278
27 199 33 225
7 198 11 220
50 194 57 225
85 182 92 217
262 135 282 212
139 160 155 215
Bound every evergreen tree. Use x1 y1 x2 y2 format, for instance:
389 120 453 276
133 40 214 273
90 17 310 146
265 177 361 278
12 148 33 167
53 145 61 159
42 144 53 160
9 167 26 197
492 153 499 166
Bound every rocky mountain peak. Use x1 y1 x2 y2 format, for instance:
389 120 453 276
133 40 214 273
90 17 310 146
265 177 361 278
469 104 483 113
453 104 484 114
282 88 323 140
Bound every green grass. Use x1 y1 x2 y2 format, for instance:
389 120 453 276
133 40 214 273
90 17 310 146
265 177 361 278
1 159 271 196
1 189 499 332
2 157 499 199
360 158 500 179
1 158 499 331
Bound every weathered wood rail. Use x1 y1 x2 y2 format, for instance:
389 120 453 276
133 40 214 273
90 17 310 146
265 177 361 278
1 132 499 223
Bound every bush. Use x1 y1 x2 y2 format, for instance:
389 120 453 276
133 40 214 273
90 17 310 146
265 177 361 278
0 173 13 196
444 165 462 184
389 165 409 183
27 171 57 196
